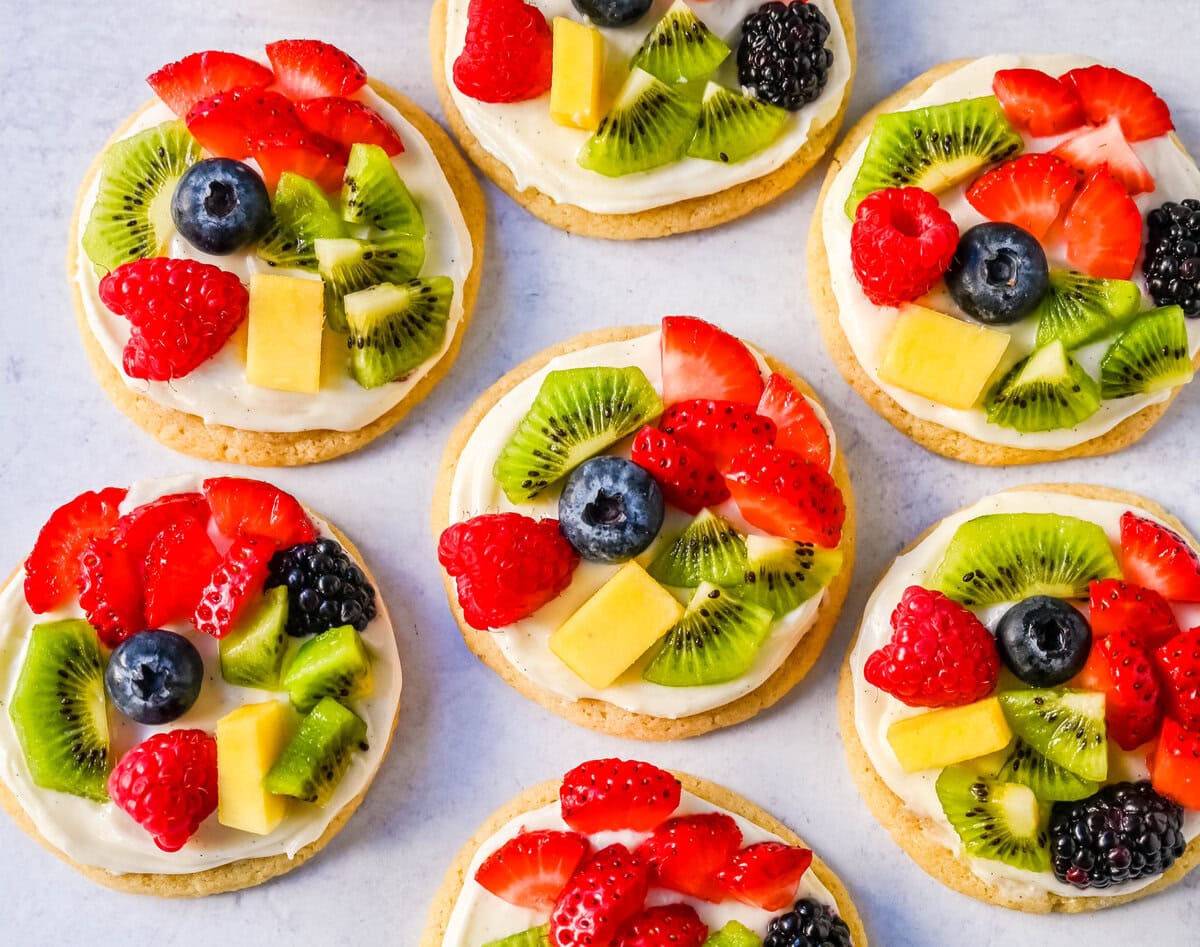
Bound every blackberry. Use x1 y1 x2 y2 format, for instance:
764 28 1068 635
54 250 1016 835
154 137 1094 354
1144 198 1200 316
1049 781 1185 889
266 539 376 638
737 1 833 112
763 898 852 947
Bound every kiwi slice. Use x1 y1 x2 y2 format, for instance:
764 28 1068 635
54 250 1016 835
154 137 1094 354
630 0 730 84
647 509 749 588
735 535 843 615
344 277 454 389
484 927 550 947
81 120 202 272
219 586 290 689
703 922 762 947
844 96 1023 217
998 689 1108 782
687 82 789 164
935 767 1050 873
577 68 701 178
256 172 347 272
1099 305 1195 399
643 583 774 687
264 696 367 805
1034 269 1141 350
494 367 663 502
984 340 1102 433
315 234 427 332
341 142 424 235
997 737 1099 802
930 512 1120 606
9 619 110 802
281 624 373 713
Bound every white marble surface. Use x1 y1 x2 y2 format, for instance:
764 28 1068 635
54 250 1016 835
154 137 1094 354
1 0 1199 944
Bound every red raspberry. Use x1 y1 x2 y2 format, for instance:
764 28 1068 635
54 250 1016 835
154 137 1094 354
630 425 729 515
438 513 579 630
193 535 274 638
77 535 144 648
864 585 1000 707
108 729 217 852
98 257 248 381
850 187 959 307
452 0 553 104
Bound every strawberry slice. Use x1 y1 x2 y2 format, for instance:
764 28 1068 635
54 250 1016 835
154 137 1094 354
725 445 845 547
252 131 347 193
77 535 144 647
992 68 1085 137
202 477 314 548
474 829 589 912
147 51 274 118
1077 629 1162 750
1052 117 1154 195
1087 578 1180 648
186 87 305 159
114 492 211 570
143 518 222 627
193 535 274 638
1060 65 1174 142
559 758 681 833
637 813 742 903
1155 628 1200 730
660 316 764 406
658 400 776 470
614 904 708 947
265 39 367 100
550 844 649 947
717 841 813 911
295 97 403 155
965 154 1079 240
756 373 831 469
1150 716 1200 809
1063 167 1142 279
1120 511 1200 602
23 487 127 613
630 426 729 515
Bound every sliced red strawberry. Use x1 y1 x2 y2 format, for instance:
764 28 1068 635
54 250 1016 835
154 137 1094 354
717 841 813 911
1087 579 1179 648
992 68 1085 137
1052 117 1154 195
614 904 708 947
185 87 304 159
1077 629 1162 750
965 154 1079 240
202 477 314 548
1063 167 1142 279
1060 65 1173 142
660 316 764 406
637 813 742 903
23 488 127 613
1155 628 1200 730
143 518 222 627
474 829 589 912
252 131 347 192
756 373 831 470
147 51 274 118
77 535 144 648
725 445 845 547
658 400 776 470
1150 716 1200 809
1120 511 1200 602
193 535 274 638
630 426 729 515
114 492 211 569
265 39 367 100
550 844 649 947
295 97 403 155
559 758 681 834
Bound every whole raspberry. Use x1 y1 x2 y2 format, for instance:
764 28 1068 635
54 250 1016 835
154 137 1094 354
108 729 218 852
438 513 579 630
864 585 1000 707
850 187 959 307
452 0 553 104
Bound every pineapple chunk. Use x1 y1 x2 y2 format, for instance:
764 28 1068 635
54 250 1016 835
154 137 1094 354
878 304 1010 410
887 696 1013 773
550 562 683 689
245 272 324 393
549 18 605 131
216 700 294 835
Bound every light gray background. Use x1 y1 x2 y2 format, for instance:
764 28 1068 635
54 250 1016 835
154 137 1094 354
1 0 1198 943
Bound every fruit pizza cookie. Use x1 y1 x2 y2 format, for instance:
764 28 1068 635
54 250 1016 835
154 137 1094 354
841 483 1200 911
421 758 866 946
809 56 1200 463
431 0 855 238
0 476 401 895
433 319 853 739
71 40 484 466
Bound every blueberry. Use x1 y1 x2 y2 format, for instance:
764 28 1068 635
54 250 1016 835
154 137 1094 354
558 457 664 563
571 0 653 27
995 596 1092 687
171 158 271 255
944 222 1049 324
104 630 203 725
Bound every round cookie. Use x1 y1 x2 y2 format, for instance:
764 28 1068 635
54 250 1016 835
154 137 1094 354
432 324 855 740
838 483 1200 913
70 79 486 467
429 0 856 239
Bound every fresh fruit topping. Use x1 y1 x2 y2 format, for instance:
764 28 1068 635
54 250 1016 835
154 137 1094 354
1088 579 1179 648
996 737 1099 802
706 921 761 947
718 842 813 911
1052 117 1154 195
632 0 730 85
737 0 832 111
1144 199 1200 317
341 142 424 233
864 585 999 708
724 445 845 546
114 491 210 566
965 154 1078 240
1155 628 1200 729
193 535 275 638
647 509 748 588
220 586 290 690
936 768 1050 872
252 131 347 193
77 536 144 648
453 0 553 104
108 729 218 852
185 88 304 160
945 222 1049 325
992 68 1085 137
171 157 271 255
1059 65 1173 142
147 50 274 117
295 96 403 155
849 187 959 307
688 82 788 164
560 758 681 833
1150 717 1200 809
265 538 377 637
756 374 830 469
735 535 843 615
984 340 1102 433
615 904 707 947
638 812 742 902
549 18 605 132
257 172 347 271
995 596 1092 687
549 844 650 947
316 233 426 330
439 514 579 631
886 696 1013 773
558 457 664 563
265 39 367 99
630 426 730 515
1063 167 1142 279
215 700 293 835
345 279 456 390
570 0 652 28
104 630 204 725
476 830 590 912
264 696 367 805
142 517 221 627
1100 305 1195 399
1033 269 1141 351
999 689 1108 781
24 488 126 613
763 900 852 947
1119 511 1200 602
245 272 325 394
280 624 373 712
203 476 314 548
1077 630 1161 750
660 316 764 406
659 399 777 470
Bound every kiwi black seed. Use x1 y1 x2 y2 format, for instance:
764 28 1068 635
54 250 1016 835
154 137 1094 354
341 142 424 235
648 509 749 588
1034 269 1141 350
315 234 427 331
264 696 368 806
630 0 731 85
734 535 844 615
256 171 347 272
687 82 789 165
343 276 454 389
985 340 1103 433
936 766 1051 872
281 624 373 713
1099 304 1196 398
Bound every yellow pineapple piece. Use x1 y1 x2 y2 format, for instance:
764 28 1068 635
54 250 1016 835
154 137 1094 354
549 18 605 131
887 696 1013 773
245 272 324 393
216 700 294 835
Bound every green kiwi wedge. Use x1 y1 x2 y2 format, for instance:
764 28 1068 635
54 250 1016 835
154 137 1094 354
281 624 373 713
643 583 774 687
264 696 368 806
630 0 730 84
577 69 701 177
998 689 1108 782
935 767 1050 872
219 586 290 689
929 511 1121 606
343 277 454 389
844 97 1023 218
1033 269 1141 350
315 234 427 332
984 340 1102 433
997 737 1099 802
687 82 789 164
484 927 550 947
81 120 202 272
703 922 761 947
1099 305 1195 398
734 535 843 615
9 619 110 802
494 367 663 502
256 171 347 272
341 142 424 235
647 509 749 588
